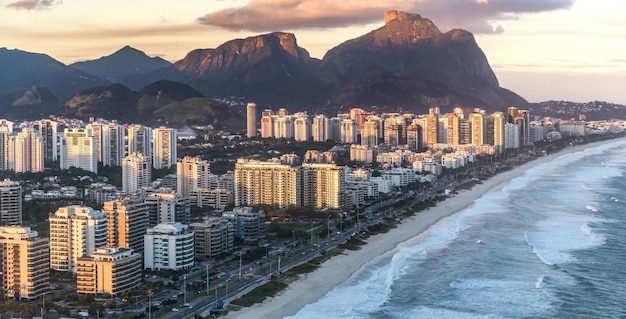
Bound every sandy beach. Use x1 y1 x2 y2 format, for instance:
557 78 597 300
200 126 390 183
229 140 617 319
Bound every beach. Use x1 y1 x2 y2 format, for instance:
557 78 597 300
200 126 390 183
228 141 612 319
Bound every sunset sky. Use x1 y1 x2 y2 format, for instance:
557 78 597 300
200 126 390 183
2 0 625 104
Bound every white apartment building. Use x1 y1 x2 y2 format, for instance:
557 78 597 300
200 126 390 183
49 205 107 273
38 119 58 162
14 127 44 173
60 128 98 173
127 124 152 158
312 114 329 142
101 122 125 167
293 114 310 142
0 226 49 300
122 152 152 193
144 222 195 270
176 156 211 198
152 127 177 169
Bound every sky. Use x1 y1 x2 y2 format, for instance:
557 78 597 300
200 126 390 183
2 0 626 105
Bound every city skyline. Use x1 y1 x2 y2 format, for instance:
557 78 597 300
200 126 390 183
2 0 625 105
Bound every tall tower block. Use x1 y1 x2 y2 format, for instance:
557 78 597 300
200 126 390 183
247 102 257 138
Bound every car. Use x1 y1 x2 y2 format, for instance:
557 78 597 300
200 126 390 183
172 308 179 312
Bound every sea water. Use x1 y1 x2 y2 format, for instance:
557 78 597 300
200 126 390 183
286 139 626 318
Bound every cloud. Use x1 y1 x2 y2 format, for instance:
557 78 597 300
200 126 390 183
197 0 574 34
6 0 60 10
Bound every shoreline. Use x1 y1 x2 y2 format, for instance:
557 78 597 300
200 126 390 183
228 139 621 319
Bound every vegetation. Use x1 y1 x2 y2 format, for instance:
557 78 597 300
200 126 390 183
230 281 287 308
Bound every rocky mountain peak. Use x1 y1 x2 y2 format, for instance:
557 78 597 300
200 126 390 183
375 10 442 46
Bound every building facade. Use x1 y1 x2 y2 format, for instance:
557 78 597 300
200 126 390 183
190 218 235 260
60 128 98 173
0 226 49 300
152 127 177 169
76 247 142 296
103 197 149 255
49 206 107 273
144 222 195 270
0 179 22 225
122 152 152 193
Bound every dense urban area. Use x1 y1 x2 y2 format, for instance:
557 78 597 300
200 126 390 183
0 104 624 319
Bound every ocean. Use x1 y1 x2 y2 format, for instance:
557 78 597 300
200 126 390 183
286 139 626 319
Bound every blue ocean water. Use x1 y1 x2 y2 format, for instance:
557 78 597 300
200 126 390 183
286 139 626 319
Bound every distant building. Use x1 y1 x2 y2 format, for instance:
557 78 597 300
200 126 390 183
247 102 257 138
122 152 152 193
127 124 152 159
37 119 58 162
14 128 44 173
60 128 98 173
0 226 49 300
76 246 142 296
190 188 233 210
152 127 177 169
144 222 195 270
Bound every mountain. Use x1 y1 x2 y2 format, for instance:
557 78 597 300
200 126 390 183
0 86 63 120
150 10 526 113
316 10 527 112
70 46 172 83
65 80 244 128
0 47 108 101
170 32 321 105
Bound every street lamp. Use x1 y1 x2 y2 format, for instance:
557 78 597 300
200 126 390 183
183 274 187 304
147 289 153 319
206 264 210 295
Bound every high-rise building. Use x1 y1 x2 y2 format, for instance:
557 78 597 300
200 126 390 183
144 222 195 270
76 247 141 296
144 189 190 226
14 128 44 173
493 112 506 153
246 102 257 138
38 119 58 162
189 218 235 260
328 117 342 142
86 119 106 163
49 205 107 273
101 122 125 167
312 114 329 142
103 197 149 255
293 114 310 142
426 107 440 147
234 159 301 208
505 123 521 149
0 179 22 225
60 128 98 173
0 131 14 171
176 156 211 198
361 120 379 146
340 119 357 144
273 116 293 139
406 123 421 151
0 226 49 300
127 124 152 158
152 127 177 169
470 111 485 145
447 111 463 145
301 163 344 209
122 152 152 193
260 110 274 138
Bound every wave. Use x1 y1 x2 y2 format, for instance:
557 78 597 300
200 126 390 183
585 205 598 212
